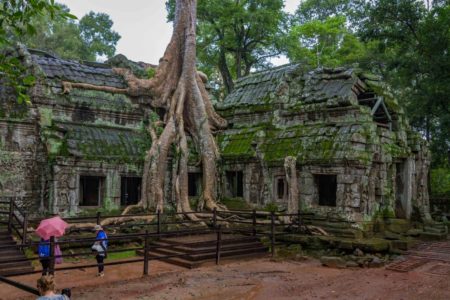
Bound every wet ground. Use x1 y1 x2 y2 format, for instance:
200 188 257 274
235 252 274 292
1 256 449 300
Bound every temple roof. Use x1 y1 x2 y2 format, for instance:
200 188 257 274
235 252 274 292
44 122 150 162
220 64 371 109
29 49 126 88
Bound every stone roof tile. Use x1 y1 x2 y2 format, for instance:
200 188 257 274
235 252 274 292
31 52 127 89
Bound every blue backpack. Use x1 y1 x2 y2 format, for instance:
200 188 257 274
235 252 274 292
38 239 50 258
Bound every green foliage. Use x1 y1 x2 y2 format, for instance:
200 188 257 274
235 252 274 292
286 14 366 67
15 5 120 61
79 11 121 60
430 167 450 197
0 0 76 104
146 67 156 79
264 202 279 212
357 0 450 166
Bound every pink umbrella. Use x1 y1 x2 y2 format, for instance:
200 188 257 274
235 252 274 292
35 216 69 240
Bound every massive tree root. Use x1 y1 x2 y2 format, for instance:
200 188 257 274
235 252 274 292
118 0 227 218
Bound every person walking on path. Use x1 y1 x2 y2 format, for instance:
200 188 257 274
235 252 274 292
92 224 108 277
38 238 51 275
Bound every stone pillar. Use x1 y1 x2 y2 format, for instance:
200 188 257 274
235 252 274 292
104 170 121 210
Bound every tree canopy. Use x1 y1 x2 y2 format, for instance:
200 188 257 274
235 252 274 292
0 0 76 103
16 5 121 61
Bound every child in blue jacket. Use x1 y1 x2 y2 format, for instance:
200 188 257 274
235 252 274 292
38 238 50 275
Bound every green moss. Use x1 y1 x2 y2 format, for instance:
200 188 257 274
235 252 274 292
39 108 53 127
66 89 137 112
264 202 280 212
146 68 156 79
382 142 409 158
220 197 252 210
103 197 119 211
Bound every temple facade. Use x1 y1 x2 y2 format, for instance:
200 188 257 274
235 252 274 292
0 47 430 222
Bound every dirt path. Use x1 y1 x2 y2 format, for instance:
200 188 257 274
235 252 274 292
2 257 449 300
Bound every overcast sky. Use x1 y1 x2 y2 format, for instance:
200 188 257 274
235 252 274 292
57 0 299 65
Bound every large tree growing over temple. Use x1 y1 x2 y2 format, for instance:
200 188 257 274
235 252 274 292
117 0 227 215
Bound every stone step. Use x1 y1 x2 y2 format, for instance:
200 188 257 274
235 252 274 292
0 265 35 277
152 240 264 255
384 219 411 233
0 231 34 276
158 235 260 248
148 246 268 269
419 231 447 241
148 242 267 262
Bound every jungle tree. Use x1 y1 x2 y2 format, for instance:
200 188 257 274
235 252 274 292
117 0 228 214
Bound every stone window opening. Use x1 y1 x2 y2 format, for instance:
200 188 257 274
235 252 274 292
315 174 337 207
188 172 202 197
226 171 243 198
79 176 105 207
275 176 288 200
121 177 142 206
358 92 392 130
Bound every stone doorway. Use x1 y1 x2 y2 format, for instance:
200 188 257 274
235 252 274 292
315 174 337 207
226 171 243 198
79 176 105 207
121 177 142 206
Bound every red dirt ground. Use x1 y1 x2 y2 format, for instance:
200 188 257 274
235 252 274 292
1 257 449 300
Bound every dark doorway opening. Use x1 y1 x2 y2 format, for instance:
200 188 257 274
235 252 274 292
188 173 202 197
276 177 288 200
79 176 104 206
226 171 243 197
315 175 337 206
121 177 142 206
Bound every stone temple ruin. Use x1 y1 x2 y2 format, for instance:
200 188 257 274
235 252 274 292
0 47 430 225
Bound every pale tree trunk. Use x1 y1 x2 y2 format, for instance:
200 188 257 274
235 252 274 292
118 0 227 216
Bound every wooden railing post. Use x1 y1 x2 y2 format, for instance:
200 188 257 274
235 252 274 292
49 237 55 275
215 225 222 265
212 207 217 228
143 230 149 276
297 209 301 232
252 209 256 236
157 210 161 235
22 212 28 244
96 212 101 225
8 198 13 234
270 212 275 258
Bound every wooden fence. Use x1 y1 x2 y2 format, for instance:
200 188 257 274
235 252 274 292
0 207 313 296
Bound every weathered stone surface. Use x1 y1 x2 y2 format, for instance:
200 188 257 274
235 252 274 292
353 239 390 252
320 256 347 268
368 257 384 268
346 260 359 268
353 248 364 257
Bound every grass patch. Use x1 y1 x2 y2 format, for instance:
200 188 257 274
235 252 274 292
107 250 137 260
220 197 252 210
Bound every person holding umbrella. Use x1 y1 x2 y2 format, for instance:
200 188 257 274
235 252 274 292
35 216 68 275
92 225 108 277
